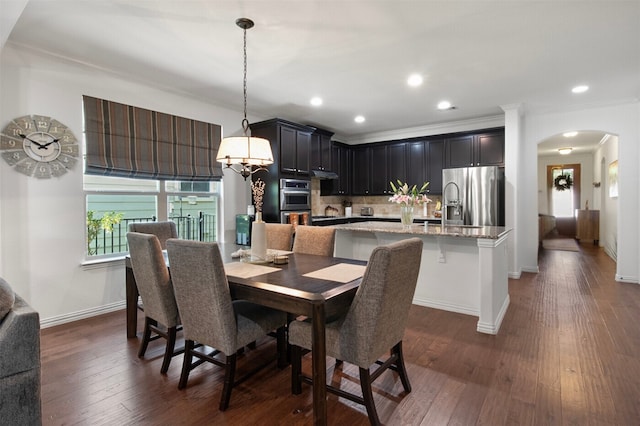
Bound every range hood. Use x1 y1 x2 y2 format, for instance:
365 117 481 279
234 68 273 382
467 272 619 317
310 169 339 179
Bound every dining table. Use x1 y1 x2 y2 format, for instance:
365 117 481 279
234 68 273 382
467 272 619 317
124 242 367 426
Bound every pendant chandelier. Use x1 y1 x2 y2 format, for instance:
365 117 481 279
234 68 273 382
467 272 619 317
216 18 273 180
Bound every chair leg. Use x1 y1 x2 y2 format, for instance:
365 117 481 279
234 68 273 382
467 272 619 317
359 367 381 426
178 340 194 390
393 342 412 393
219 354 237 411
160 326 177 374
291 344 302 395
138 317 153 358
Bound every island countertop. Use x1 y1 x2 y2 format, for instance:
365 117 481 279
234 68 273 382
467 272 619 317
330 221 511 240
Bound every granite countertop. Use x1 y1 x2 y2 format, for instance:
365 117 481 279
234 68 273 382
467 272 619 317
330 221 511 240
312 214 441 221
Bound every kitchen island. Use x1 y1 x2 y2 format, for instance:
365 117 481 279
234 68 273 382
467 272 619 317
332 221 511 334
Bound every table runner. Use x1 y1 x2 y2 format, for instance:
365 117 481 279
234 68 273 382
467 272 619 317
302 263 366 283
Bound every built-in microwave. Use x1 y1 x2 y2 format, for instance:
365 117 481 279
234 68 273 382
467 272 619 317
280 179 311 211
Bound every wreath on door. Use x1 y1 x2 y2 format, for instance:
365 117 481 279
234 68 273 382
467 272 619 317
554 173 573 191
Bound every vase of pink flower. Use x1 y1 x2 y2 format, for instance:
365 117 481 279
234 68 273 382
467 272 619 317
389 180 431 226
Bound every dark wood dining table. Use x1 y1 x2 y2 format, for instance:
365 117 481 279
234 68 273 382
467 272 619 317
124 243 366 426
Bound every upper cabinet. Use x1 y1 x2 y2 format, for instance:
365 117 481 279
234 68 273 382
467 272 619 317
310 127 334 172
387 142 407 193
475 132 505 166
370 144 389 194
445 129 504 168
251 118 314 178
321 142 351 195
406 140 426 188
353 142 407 196
405 138 443 195
351 146 371 195
426 139 444 194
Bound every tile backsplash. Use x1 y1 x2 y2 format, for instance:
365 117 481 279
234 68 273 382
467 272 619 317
310 179 441 217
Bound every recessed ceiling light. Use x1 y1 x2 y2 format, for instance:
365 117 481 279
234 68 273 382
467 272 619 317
572 85 589 94
354 115 365 124
310 97 323 106
563 131 578 137
407 74 423 87
558 147 573 155
437 101 453 110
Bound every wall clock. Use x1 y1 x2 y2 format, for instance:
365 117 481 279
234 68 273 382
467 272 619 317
0 115 79 179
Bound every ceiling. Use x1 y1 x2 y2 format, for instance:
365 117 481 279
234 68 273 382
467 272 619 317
4 1 640 149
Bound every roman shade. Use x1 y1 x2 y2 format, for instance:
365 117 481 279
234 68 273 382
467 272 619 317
83 96 222 181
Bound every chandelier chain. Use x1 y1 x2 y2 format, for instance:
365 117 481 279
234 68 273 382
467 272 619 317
242 24 249 134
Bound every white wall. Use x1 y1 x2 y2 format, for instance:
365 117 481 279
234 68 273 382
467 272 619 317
0 45 254 323
523 102 639 283
593 136 619 259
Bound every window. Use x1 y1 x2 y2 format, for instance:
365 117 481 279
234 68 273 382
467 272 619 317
85 176 221 257
82 96 224 258
550 168 574 217
547 164 581 218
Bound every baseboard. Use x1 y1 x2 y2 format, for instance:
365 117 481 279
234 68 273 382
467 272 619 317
476 295 510 335
40 301 126 329
412 297 478 317
509 270 522 279
615 274 639 284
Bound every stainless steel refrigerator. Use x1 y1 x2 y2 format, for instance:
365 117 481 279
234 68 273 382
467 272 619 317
442 166 505 226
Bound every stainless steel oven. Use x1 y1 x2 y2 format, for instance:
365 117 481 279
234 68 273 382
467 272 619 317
280 179 311 211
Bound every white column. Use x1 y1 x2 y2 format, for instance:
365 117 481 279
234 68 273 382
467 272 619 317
501 103 524 277
476 233 510 334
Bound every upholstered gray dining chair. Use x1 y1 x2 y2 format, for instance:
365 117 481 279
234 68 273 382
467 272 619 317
289 237 423 425
126 232 182 374
265 223 294 251
166 239 288 411
128 221 178 249
292 225 335 256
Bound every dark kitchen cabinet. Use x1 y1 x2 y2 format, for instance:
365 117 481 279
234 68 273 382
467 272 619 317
387 142 407 193
476 132 505 166
370 144 388 194
280 126 311 176
426 139 444 194
405 138 442 194
406 140 426 187
351 146 371 195
251 118 314 178
320 142 351 195
358 142 408 196
445 130 504 168
335 143 351 195
445 134 475 168
310 127 334 171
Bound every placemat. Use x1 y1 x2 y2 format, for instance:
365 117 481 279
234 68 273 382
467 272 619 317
224 262 280 278
302 263 366 283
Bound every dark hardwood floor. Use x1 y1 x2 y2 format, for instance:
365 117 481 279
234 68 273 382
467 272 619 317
41 243 640 425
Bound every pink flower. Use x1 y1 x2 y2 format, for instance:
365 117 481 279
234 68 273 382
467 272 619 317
388 180 431 206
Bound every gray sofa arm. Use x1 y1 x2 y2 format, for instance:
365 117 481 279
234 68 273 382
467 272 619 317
0 295 42 425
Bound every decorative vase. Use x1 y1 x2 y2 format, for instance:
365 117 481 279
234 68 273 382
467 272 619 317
400 205 414 227
251 212 267 261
